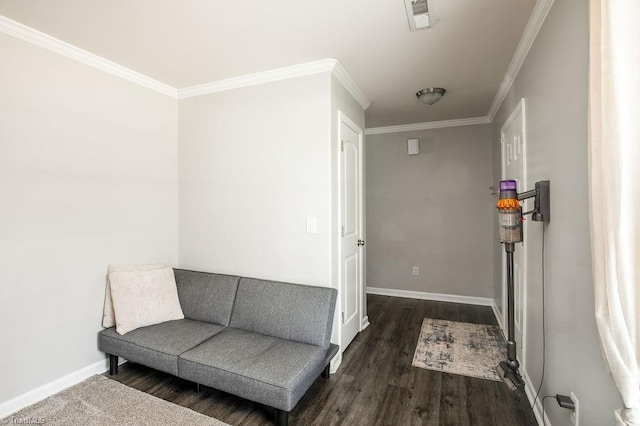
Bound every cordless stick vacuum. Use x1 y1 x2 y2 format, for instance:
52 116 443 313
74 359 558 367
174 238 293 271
495 179 550 396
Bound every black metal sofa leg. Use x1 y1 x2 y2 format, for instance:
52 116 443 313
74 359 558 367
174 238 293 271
109 354 118 375
276 409 289 426
321 363 331 379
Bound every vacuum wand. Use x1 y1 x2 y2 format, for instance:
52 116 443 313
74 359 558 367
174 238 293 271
495 180 550 396
505 243 516 345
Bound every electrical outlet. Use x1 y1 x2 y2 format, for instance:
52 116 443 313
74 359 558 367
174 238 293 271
571 392 579 426
412 266 419 276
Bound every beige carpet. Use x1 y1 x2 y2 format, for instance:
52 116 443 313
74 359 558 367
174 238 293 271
1 375 230 425
412 318 507 381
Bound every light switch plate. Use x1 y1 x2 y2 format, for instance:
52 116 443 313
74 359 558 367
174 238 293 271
408 139 420 155
306 217 317 234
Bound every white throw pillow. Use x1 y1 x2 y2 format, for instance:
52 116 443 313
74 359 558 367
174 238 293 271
102 263 165 328
109 267 184 335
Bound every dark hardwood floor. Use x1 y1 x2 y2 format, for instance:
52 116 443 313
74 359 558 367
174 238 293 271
106 294 538 425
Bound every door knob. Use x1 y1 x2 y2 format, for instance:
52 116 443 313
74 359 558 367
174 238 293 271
357 239 365 246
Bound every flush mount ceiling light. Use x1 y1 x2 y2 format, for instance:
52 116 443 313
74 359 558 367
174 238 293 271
404 0 431 31
416 87 446 105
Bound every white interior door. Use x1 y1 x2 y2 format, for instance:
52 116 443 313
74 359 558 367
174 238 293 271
339 116 363 352
501 99 527 370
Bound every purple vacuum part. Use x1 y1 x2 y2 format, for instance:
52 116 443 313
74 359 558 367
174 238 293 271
500 180 517 191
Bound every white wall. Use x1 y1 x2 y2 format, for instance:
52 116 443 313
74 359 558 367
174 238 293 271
178 73 333 287
366 124 494 298
491 0 622 423
0 33 178 404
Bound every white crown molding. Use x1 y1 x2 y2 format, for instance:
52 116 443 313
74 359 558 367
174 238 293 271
178 59 336 99
0 17 368 107
366 286 494 307
363 0 554 133
331 61 371 110
179 58 371 110
486 0 555 121
364 116 490 135
0 15 178 98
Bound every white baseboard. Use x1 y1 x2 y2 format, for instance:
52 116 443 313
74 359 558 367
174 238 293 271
329 352 342 374
366 287 494 307
491 299 505 331
367 288 506 340
522 368 552 425
0 357 126 419
360 316 370 331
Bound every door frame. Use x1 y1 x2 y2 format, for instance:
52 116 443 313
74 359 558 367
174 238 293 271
337 111 366 355
500 98 528 371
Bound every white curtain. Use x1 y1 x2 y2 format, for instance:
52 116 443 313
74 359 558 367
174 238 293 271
589 0 640 424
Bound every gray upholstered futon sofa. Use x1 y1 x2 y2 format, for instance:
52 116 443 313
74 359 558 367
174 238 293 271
98 269 339 426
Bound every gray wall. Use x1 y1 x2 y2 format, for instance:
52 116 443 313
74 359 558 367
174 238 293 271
491 0 621 423
178 73 333 287
366 124 494 298
0 33 179 404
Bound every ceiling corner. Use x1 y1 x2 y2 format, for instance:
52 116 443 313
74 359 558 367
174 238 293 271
486 0 555 121
331 60 371 110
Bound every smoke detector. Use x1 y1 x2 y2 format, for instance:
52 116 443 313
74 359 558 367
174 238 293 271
404 0 431 31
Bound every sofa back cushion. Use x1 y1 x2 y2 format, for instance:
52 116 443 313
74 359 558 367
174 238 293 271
230 278 337 348
174 269 240 326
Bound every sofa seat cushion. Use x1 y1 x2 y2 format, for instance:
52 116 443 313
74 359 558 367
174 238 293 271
99 319 224 376
178 328 326 411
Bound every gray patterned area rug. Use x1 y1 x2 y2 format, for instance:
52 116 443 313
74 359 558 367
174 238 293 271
1 375 230 425
412 318 507 381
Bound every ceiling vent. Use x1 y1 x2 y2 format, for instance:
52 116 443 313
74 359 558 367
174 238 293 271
404 0 431 31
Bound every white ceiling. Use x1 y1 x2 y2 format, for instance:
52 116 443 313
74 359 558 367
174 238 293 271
0 0 536 128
